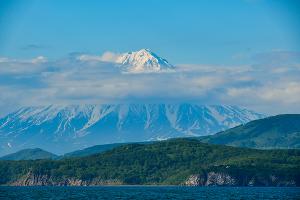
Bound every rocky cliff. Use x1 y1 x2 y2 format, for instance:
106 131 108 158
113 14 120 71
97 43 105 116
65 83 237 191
10 171 123 186
184 172 297 187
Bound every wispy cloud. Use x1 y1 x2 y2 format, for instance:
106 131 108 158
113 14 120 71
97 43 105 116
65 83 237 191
21 44 50 51
252 50 300 67
0 56 47 74
77 51 121 63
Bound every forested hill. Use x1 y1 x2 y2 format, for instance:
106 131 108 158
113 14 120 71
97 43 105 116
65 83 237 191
199 114 300 149
0 148 57 161
0 138 299 186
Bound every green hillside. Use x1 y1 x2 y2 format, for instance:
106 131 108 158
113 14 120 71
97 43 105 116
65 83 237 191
0 138 299 186
0 148 57 161
62 142 152 158
62 143 124 158
200 114 300 149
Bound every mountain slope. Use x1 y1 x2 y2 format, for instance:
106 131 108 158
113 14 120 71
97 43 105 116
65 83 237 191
62 143 130 158
0 148 57 161
0 104 264 156
0 139 299 186
62 141 154 158
199 114 300 149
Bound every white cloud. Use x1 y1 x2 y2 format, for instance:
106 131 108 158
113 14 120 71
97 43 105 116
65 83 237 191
0 57 10 63
226 80 300 113
77 51 121 63
176 63 253 74
100 51 121 62
0 56 48 75
260 82 300 104
31 56 47 64
0 56 47 64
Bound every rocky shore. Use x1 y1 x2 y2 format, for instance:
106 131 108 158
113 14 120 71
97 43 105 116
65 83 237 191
184 172 297 187
6 171 298 187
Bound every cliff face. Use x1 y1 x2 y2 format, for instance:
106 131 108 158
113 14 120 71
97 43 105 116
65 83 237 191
184 172 237 186
10 172 123 186
184 172 297 187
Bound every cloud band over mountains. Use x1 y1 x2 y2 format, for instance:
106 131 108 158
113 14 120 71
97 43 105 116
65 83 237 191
0 50 299 115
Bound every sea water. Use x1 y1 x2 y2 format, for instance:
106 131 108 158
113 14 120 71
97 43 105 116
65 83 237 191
0 186 299 200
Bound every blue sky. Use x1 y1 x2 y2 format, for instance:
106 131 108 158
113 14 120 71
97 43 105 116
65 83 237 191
0 0 299 116
1 0 299 64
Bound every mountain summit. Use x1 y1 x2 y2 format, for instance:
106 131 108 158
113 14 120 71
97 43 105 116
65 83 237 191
116 49 175 73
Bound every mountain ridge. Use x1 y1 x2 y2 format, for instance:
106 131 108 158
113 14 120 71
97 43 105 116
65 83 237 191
0 104 264 156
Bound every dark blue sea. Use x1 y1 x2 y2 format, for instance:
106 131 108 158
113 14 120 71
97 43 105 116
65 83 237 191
0 186 300 200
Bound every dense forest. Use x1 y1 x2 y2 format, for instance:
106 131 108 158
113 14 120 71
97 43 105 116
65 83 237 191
0 138 299 186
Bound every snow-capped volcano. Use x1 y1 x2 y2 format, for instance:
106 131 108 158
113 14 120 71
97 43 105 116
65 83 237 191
0 104 265 156
116 49 175 73
77 48 175 73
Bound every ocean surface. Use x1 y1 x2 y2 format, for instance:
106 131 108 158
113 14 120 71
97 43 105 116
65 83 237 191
0 186 300 200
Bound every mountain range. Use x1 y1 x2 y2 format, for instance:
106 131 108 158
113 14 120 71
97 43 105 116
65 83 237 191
2 114 299 161
0 104 264 156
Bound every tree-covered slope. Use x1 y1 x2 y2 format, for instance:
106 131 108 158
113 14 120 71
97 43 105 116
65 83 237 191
62 143 129 158
0 139 299 186
199 114 300 149
0 148 57 161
